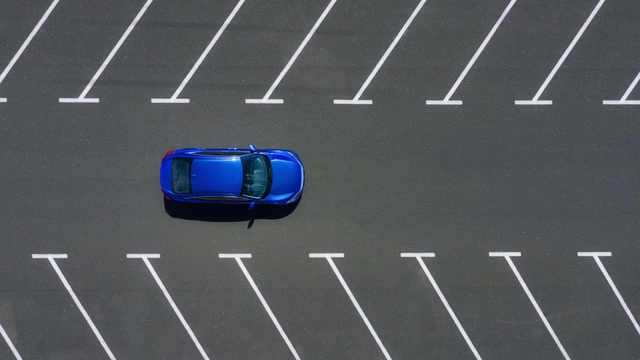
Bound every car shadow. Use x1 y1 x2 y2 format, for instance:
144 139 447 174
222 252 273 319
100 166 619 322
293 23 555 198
163 197 300 227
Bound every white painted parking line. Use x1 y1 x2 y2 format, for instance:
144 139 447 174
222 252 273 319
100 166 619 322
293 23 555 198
603 100 640 105
401 253 482 360
603 71 640 105
333 0 428 105
0 0 60 103
309 253 392 360
59 0 154 103
127 254 211 360
490 252 571 359
426 0 517 106
152 0 245 104
219 254 301 360
578 252 640 336
246 0 338 105
515 0 606 105
309 253 344 258
218 253 251 259
32 254 116 360
0 324 23 360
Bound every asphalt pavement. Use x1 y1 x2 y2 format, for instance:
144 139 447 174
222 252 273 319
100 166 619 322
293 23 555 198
1 0 640 359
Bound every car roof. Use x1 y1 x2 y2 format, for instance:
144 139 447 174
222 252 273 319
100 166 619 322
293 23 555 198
189 156 243 195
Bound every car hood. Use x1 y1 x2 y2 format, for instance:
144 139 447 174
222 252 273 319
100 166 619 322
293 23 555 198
266 154 303 201
190 158 242 194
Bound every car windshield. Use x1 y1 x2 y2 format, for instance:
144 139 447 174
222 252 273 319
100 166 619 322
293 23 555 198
171 158 192 194
241 155 270 199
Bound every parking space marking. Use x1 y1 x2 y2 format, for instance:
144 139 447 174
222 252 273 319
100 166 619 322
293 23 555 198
309 253 393 360
32 254 116 360
246 0 338 104
578 252 640 336
489 252 572 360
127 254 211 360
0 0 60 103
152 0 246 104
401 253 483 360
333 0 428 105
515 0 606 105
426 0 517 106
219 254 301 360
603 71 640 105
0 324 23 360
59 0 154 103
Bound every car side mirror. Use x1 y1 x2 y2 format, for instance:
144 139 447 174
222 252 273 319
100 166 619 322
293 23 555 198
249 144 256 152
249 202 256 210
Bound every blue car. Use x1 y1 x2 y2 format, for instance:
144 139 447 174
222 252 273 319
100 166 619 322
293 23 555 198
160 144 303 208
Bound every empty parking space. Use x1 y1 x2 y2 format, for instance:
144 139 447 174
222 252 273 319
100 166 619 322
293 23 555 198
0 0 638 104
0 0 60 102
0 250 635 359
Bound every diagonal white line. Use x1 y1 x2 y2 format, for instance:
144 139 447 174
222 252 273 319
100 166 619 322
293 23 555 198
440 0 518 102
0 324 23 360
498 255 571 360
223 255 301 360
619 71 640 102
406 254 482 360
135 255 211 360
350 0 428 102
167 0 246 100
530 0 606 102
315 254 392 360
35 255 116 360
579 253 640 336
260 0 338 101
0 0 60 86
74 0 155 100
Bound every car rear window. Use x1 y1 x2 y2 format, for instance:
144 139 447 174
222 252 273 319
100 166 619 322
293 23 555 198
172 158 192 194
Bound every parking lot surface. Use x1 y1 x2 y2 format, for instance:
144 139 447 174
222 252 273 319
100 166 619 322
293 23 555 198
1 0 640 359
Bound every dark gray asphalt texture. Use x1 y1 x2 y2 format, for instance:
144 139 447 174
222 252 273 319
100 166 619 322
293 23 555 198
1 0 640 359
